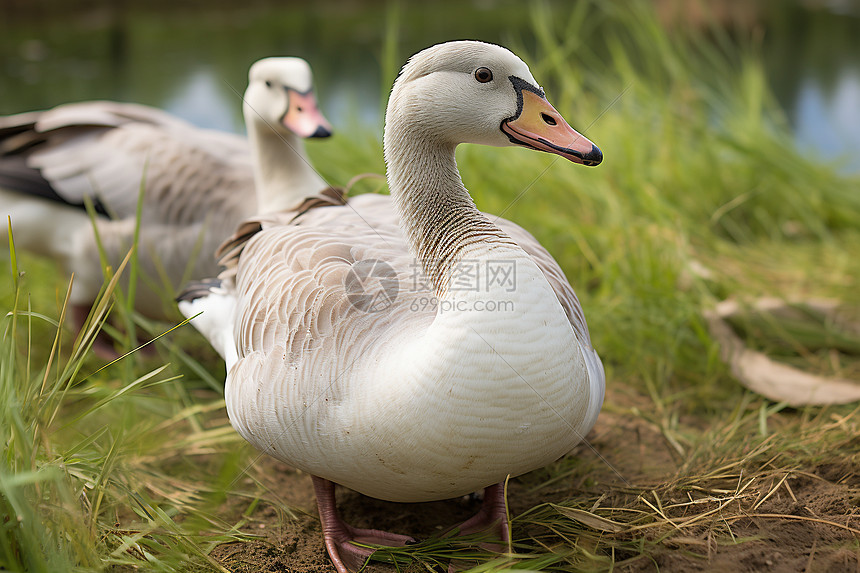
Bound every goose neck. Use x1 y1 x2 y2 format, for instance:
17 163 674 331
246 120 328 213
384 133 513 298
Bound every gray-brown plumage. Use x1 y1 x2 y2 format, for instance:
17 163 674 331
0 57 332 357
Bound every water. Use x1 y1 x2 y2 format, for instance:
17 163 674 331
1 0 859 171
762 2 860 171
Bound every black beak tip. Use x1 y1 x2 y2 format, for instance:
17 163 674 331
310 126 332 139
582 144 603 167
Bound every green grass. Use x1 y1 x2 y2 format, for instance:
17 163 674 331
2 1 859 571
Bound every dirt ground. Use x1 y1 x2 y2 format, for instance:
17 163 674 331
208 387 860 573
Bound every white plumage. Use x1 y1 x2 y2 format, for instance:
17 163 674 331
180 41 605 573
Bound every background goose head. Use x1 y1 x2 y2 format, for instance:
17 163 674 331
385 40 601 165
243 57 332 139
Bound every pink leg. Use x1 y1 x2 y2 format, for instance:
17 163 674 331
447 482 510 572
453 482 510 547
312 476 415 573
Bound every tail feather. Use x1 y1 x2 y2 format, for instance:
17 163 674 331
176 277 224 304
177 278 237 368
0 154 111 217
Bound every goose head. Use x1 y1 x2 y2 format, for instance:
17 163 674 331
244 57 333 139
385 41 601 166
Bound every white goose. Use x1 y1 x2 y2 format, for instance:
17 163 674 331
0 57 336 357
179 41 605 572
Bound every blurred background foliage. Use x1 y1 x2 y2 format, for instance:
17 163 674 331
1 0 859 171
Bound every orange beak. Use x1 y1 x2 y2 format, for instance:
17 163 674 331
501 81 602 166
282 89 333 138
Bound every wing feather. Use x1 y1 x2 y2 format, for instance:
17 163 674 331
223 190 598 421
236 192 598 350
1 101 253 224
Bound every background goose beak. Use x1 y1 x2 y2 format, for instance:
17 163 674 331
501 89 602 166
283 89 333 138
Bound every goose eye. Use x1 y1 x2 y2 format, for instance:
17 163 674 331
265 80 273 88
474 67 493 83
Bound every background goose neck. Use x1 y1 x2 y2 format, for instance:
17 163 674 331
246 119 327 213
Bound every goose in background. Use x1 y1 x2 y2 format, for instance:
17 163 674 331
0 57 337 358
179 41 605 572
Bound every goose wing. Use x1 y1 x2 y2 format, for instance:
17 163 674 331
0 101 253 223
223 195 435 434
339 194 605 405
326 193 599 350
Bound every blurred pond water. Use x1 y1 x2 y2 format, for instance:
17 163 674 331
1 0 859 171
